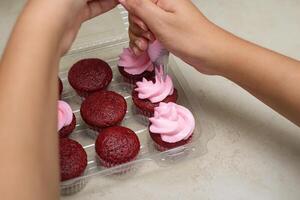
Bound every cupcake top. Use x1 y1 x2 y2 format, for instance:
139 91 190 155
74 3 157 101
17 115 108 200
135 67 174 103
60 138 87 181
95 126 140 165
118 48 154 75
68 58 113 95
80 91 127 128
149 102 195 143
57 100 73 131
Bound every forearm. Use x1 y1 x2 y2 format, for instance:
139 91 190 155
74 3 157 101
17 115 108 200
204 26 300 126
0 2 67 200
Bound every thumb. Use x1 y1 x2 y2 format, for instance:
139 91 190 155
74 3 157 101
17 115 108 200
119 0 165 30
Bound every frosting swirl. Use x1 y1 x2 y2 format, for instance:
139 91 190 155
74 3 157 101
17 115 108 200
149 102 195 143
118 48 154 75
57 100 73 131
135 67 174 103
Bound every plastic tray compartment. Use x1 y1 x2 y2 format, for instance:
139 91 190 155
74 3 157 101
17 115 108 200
59 39 212 196
59 6 212 197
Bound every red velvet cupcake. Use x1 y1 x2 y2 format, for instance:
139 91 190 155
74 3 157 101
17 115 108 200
58 101 76 138
60 138 87 181
118 48 155 84
95 126 140 167
59 114 76 138
68 58 113 97
80 91 127 131
148 102 195 151
59 77 63 98
132 69 178 117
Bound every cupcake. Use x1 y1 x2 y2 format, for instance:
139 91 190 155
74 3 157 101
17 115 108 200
60 138 88 195
68 58 113 97
118 48 155 84
57 100 76 138
149 102 195 151
80 91 127 131
60 138 87 181
59 77 63 98
132 67 178 117
95 126 140 168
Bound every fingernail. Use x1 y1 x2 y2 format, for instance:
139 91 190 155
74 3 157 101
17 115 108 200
144 33 152 41
140 24 148 31
132 47 139 55
135 40 143 50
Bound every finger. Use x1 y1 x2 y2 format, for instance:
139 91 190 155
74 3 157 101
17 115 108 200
129 15 148 31
84 0 119 21
129 31 148 51
119 0 166 30
129 41 143 56
129 20 155 42
129 22 145 37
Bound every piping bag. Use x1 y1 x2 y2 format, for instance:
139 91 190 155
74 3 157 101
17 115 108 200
147 40 169 79
119 0 169 78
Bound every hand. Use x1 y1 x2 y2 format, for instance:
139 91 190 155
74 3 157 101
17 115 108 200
28 0 119 55
121 0 223 75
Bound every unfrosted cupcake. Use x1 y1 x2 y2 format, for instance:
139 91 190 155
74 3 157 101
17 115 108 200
132 67 178 117
60 138 88 195
60 138 87 181
57 100 76 138
80 91 127 131
95 126 140 168
149 102 195 151
118 48 155 84
68 58 113 97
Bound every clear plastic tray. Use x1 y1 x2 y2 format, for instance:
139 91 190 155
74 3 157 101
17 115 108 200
59 6 213 196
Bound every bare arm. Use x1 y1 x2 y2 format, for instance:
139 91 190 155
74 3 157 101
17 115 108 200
0 0 118 199
212 29 300 125
123 0 300 126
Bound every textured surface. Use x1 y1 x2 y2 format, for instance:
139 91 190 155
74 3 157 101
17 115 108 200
149 130 193 151
132 88 178 115
59 114 76 138
118 66 155 83
95 126 140 166
1 0 300 200
80 91 127 128
60 138 87 181
68 58 112 96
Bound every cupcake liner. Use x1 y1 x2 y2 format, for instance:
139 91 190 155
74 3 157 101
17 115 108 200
85 122 123 138
60 177 88 196
153 135 193 152
134 106 153 118
96 155 138 175
121 76 138 85
132 106 151 125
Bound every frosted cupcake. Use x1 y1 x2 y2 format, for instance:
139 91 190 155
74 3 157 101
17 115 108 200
132 67 178 117
149 102 195 151
118 48 155 84
58 100 76 138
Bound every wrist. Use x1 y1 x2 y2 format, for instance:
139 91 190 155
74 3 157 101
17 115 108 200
194 22 243 76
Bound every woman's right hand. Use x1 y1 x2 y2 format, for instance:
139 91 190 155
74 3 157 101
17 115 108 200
122 0 225 75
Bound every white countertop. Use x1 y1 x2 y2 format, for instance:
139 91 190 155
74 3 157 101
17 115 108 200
1 0 300 199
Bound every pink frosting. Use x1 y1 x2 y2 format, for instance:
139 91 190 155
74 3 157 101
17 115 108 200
57 100 73 131
149 102 195 143
118 48 154 75
135 67 174 103
148 40 164 62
